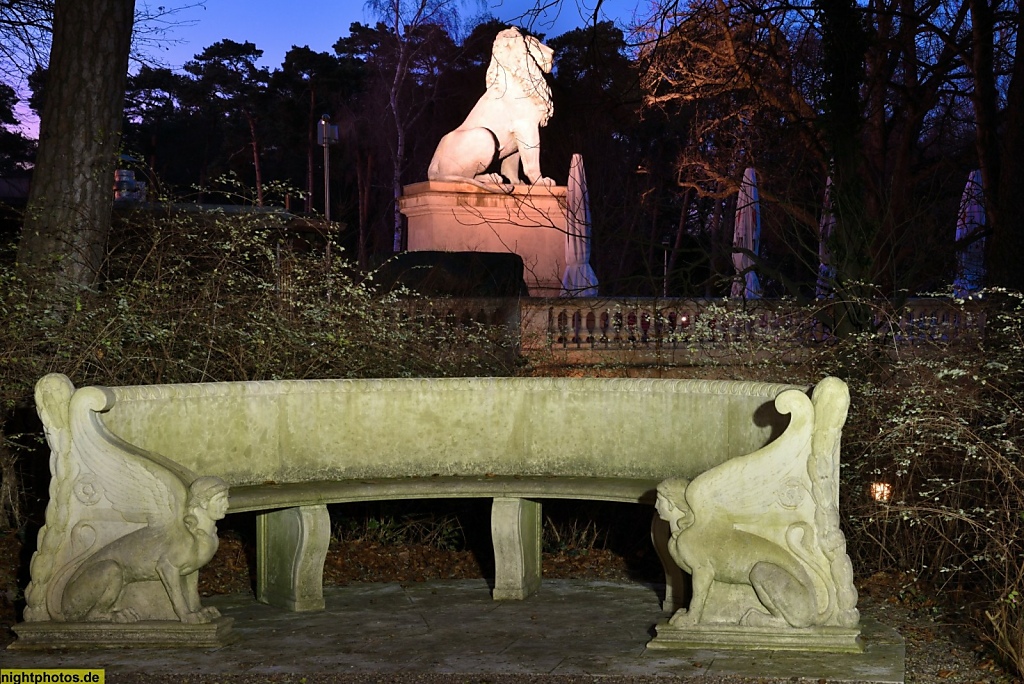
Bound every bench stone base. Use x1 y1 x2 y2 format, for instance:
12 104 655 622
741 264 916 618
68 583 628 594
8 617 235 650
257 505 330 611
647 620 862 653
492 497 542 600
249 496 678 609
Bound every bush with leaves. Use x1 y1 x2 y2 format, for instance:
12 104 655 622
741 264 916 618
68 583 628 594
833 293 1024 674
0 190 517 531
540 291 1022 674
641 292 1024 674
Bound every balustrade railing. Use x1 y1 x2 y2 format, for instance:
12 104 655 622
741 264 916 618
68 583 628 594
523 298 986 352
372 296 987 358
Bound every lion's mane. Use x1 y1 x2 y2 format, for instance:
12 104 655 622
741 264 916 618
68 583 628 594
425 26 555 187
485 29 554 125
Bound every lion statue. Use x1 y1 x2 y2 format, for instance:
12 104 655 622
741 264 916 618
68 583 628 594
427 27 555 188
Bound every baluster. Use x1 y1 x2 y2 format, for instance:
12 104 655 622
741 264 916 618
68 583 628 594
557 310 569 346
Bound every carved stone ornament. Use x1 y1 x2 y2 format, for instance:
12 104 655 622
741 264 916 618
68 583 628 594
13 374 233 649
649 377 862 652
426 26 555 189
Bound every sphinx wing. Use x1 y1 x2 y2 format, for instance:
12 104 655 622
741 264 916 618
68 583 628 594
69 385 195 526
685 389 817 527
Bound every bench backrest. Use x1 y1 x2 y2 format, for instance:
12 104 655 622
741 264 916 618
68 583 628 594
97 377 804 487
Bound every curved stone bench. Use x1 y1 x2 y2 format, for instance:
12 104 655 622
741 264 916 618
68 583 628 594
17 374 859 651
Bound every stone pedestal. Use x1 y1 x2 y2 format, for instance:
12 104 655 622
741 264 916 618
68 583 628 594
257 505 330 612
647 620 863 653
10 617 235 650
399 181 567 296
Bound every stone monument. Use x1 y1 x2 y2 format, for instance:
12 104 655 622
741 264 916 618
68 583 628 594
400 27 569 296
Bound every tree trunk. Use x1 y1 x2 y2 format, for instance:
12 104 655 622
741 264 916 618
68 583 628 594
392 131 404 253
357 150 372 269
17 0 136 289
246 112 264 207
307 88 316 214
985 0 1024 290
667 188 692 284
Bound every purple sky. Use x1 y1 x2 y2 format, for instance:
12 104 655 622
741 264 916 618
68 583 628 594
150 0 641 71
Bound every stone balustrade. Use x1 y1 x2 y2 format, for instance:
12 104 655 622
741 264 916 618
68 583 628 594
374 296 985 364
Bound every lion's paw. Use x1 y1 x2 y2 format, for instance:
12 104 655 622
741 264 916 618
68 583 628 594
181 610 214 625
668 609 698 626
110 607 141 623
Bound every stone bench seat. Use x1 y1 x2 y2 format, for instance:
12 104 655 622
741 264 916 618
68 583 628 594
15 374 861 652
227 475 661 512
229 474 665 613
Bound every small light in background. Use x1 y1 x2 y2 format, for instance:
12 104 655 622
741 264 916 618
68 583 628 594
870 482 893 502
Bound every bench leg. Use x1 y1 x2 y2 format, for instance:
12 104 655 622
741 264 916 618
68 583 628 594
491 497 542 600
256 505 330 611
651 513 689 614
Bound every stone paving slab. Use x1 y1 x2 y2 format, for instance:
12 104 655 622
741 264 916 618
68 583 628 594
4 579 904 682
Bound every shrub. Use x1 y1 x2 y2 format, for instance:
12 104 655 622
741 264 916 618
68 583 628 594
682 292 1024 673
540 291 1023 673
0 195 517 530
835 292 1024 674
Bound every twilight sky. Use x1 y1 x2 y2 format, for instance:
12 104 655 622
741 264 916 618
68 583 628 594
148 0 642 71
12 0 641 136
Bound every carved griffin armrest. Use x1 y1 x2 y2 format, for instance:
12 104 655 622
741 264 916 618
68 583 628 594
24 373 228 625
655 376 859 631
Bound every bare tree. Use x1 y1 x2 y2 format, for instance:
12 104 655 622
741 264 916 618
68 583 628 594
363 0 461 253
961 0 1024 290
7 0 206 290
635 0 1020 315
0 0 52 76
2 2 202 82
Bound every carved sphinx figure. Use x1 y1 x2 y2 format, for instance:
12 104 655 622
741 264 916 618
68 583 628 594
656 478 822 628
25 375 230 626
61 476 229 624
427 27 555 188
654 381 860 631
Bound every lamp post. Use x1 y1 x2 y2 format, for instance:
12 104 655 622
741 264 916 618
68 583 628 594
317 115 339 222
317 115 341 305
317 115 340 268
661 234 672 298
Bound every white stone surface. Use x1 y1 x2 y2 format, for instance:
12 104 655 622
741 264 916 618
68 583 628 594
427 27 555 187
